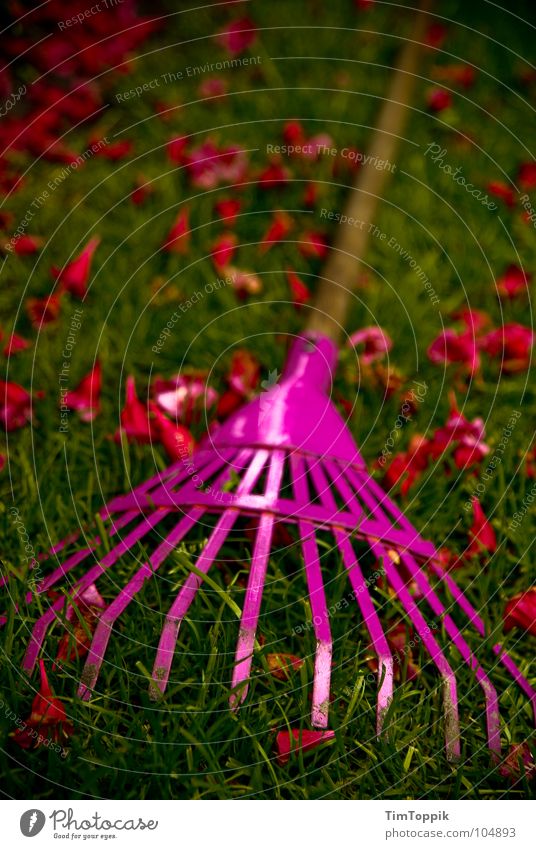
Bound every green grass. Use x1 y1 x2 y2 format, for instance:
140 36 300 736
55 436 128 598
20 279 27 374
1 0 535 799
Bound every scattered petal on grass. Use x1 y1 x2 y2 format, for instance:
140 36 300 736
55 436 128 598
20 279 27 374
56 584 106 664
431 64 476 88
154 374 218 426
51 236 101 299
0 379 42 431
495 264 531 299
26 292 63 327
63 361 101 422
467 498 497 556
286 269 310 308
225 265 261 297
3 332 31 356
11 660 73 750
426 88 452 112
486 181 515 208
214 197 241 225
504 588 536 636
5 234 44 254
498 743 535 782
298 230 328 259
348 326 392 363
114 376 157 444
276 729 335 765
260 212 293 253
266 653 304 681
150 404 195 462
518 161 536 191
480 323 534 373
215 17 257 56
162 208 190 254
211 232 237 269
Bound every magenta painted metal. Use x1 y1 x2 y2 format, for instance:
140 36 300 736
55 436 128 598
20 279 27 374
10 331 536 760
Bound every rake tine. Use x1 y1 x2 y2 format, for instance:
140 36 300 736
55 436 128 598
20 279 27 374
78 508 204 699
336 531 394 734
30 450 242 598
105 448 239 515
431 564 536 725
291 453 333 728
299 524 333 727
307 458 393 733
372 541 461 762
22 509 172 673
151 509 241 697
401 552 501 755
230 450 285 708
344 467 502 753
151 449 272 698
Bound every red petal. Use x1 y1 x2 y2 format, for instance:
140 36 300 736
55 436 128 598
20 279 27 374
276 729 335 764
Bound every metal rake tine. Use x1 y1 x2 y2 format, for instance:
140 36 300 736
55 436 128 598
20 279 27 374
29 510 149 601
78 508 204 699
371 541 462 762
105 448 239 515
336 530 394 734
307 458 393 733
291 452 333 728
431 564 536 725
151 508 241 698
151 449 272 698
299 522 333 728
400 551 501 755
344 465 502 753
22 509 172 673
230 450 286 708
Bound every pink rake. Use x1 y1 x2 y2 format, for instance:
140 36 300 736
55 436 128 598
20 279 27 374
12 5 535 761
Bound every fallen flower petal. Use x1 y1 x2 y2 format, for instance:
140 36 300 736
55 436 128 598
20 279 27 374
215 17 257 56
26 292 63 327
467 498 497 556
487 181 516 208
11 659 73 749
426 87 452 112
225 265 262 297
298 230 329 259
266 653 304 681
150 404 195 462
63 362 101 422
3 332 31 356
348 326 392 364
227 348 261 397
518 161 536 192
214 197 242 226
496 264 531 299
498 743 535 782
276 729 335 765
162 208 190 254
51 236 100 299
7 234 44 255
211 232 237 270
0 379 40 431
114 376 157 444
504 588 536 636
260 211 293 253
427 327 480 374
286 269 310 308
480 323 534 373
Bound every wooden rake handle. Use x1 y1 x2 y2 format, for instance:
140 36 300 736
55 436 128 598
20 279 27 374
305 1 432 343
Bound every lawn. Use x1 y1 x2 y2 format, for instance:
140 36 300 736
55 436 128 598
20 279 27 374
0 0 535 800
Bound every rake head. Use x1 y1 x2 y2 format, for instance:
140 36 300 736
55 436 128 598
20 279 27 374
12 334 536 761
